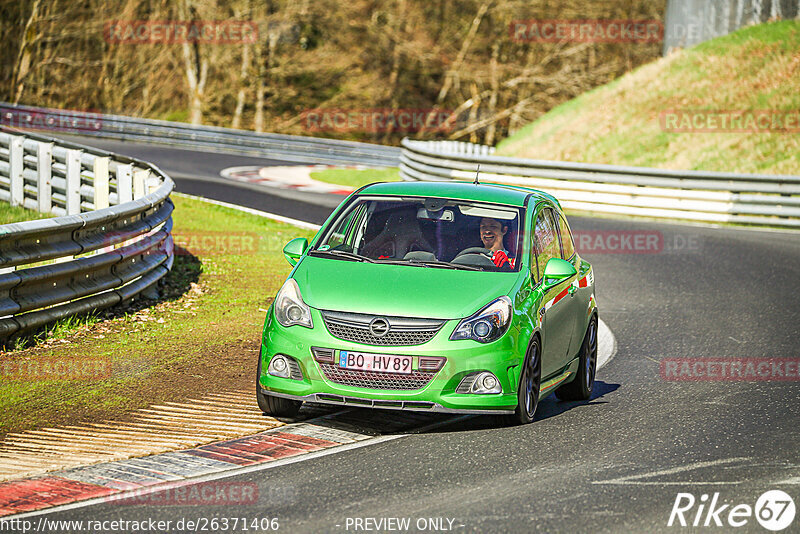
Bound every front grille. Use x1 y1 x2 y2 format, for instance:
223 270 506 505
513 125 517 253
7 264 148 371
321 310 445 346
319 362 435 390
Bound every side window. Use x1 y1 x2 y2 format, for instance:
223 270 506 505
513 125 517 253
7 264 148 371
326 204 362 250
558 214 575 260
532 207 559 283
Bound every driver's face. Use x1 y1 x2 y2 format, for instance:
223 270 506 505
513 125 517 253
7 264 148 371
480 218 507 250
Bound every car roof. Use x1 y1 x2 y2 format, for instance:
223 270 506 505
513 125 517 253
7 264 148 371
358 181 560 208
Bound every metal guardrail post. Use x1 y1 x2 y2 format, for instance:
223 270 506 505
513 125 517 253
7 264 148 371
133 169 147 199
93 156 110 209
37 142 52 213
9 136 23 207
64 149 81 215
117 164 133 204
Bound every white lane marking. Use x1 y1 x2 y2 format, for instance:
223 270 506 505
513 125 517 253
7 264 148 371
597 318 616 371
777 477 800 485
172 192 322 231
592 457 751 486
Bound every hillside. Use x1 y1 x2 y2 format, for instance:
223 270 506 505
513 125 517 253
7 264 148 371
496 21 800 175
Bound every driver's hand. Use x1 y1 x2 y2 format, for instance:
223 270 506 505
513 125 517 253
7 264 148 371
491 250 511 268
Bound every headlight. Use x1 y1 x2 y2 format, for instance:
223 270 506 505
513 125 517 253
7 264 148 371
450 296 513 343
274 278 313 328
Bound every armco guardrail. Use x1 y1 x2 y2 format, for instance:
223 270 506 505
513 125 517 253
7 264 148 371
400 139 800 228
0 126 174 340
0 103 401 168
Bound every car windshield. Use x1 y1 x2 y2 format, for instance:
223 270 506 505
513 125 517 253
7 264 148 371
311 196 525 272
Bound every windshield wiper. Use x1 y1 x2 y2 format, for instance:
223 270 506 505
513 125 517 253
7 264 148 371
374 258 482 271
308 249 375 263
410 259 482 271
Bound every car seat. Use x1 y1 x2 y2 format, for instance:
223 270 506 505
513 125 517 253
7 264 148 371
362 208 435 259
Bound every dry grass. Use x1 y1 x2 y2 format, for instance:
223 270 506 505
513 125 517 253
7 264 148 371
497 21 800 175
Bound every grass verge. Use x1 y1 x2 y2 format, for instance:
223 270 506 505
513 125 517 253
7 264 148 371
0 194 316 437
310 167 401 188
0 203 51 224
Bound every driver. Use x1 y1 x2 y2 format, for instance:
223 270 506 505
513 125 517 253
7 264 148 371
480 217 514 269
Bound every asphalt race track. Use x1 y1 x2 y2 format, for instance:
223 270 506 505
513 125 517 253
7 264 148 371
26 139 800 532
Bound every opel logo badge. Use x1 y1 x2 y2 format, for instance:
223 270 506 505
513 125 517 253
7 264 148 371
369 317 390 337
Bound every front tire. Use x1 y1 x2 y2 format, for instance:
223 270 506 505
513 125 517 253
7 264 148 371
506 336 541 425
556 314 598 401
256 355 302 419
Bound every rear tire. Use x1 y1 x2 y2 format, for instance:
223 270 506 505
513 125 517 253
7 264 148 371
256 355 302 419
555 315 598 401
505 336 541 425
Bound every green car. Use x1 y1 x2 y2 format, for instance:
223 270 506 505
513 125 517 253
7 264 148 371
257 181 597 424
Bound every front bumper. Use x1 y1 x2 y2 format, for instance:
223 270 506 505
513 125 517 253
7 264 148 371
260 390 515 415
259 307 523 414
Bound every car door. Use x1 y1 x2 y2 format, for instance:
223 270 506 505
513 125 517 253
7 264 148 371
533 206 575 379
555 211 584 363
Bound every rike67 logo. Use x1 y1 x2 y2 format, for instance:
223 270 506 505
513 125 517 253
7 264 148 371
669 490 796 531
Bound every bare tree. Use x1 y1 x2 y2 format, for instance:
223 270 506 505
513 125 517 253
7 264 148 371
231 43 250 129
179 2 209 125
11 0 43 103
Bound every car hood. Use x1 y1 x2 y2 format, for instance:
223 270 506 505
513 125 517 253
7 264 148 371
293 256 519 320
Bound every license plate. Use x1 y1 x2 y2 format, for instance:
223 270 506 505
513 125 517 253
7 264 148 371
338 351 413 375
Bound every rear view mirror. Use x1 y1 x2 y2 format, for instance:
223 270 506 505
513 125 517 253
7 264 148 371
417 208 454 222
542 258 576 289
283 238 308 266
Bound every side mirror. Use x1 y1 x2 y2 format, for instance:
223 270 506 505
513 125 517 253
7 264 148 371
283 238 308 266
542 258 577 289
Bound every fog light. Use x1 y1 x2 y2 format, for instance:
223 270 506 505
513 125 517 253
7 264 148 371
268 355 291 378
456 371 502 394
482 374 498 391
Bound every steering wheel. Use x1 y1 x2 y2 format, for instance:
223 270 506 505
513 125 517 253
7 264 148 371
451 247 496 268
454 247 493 259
